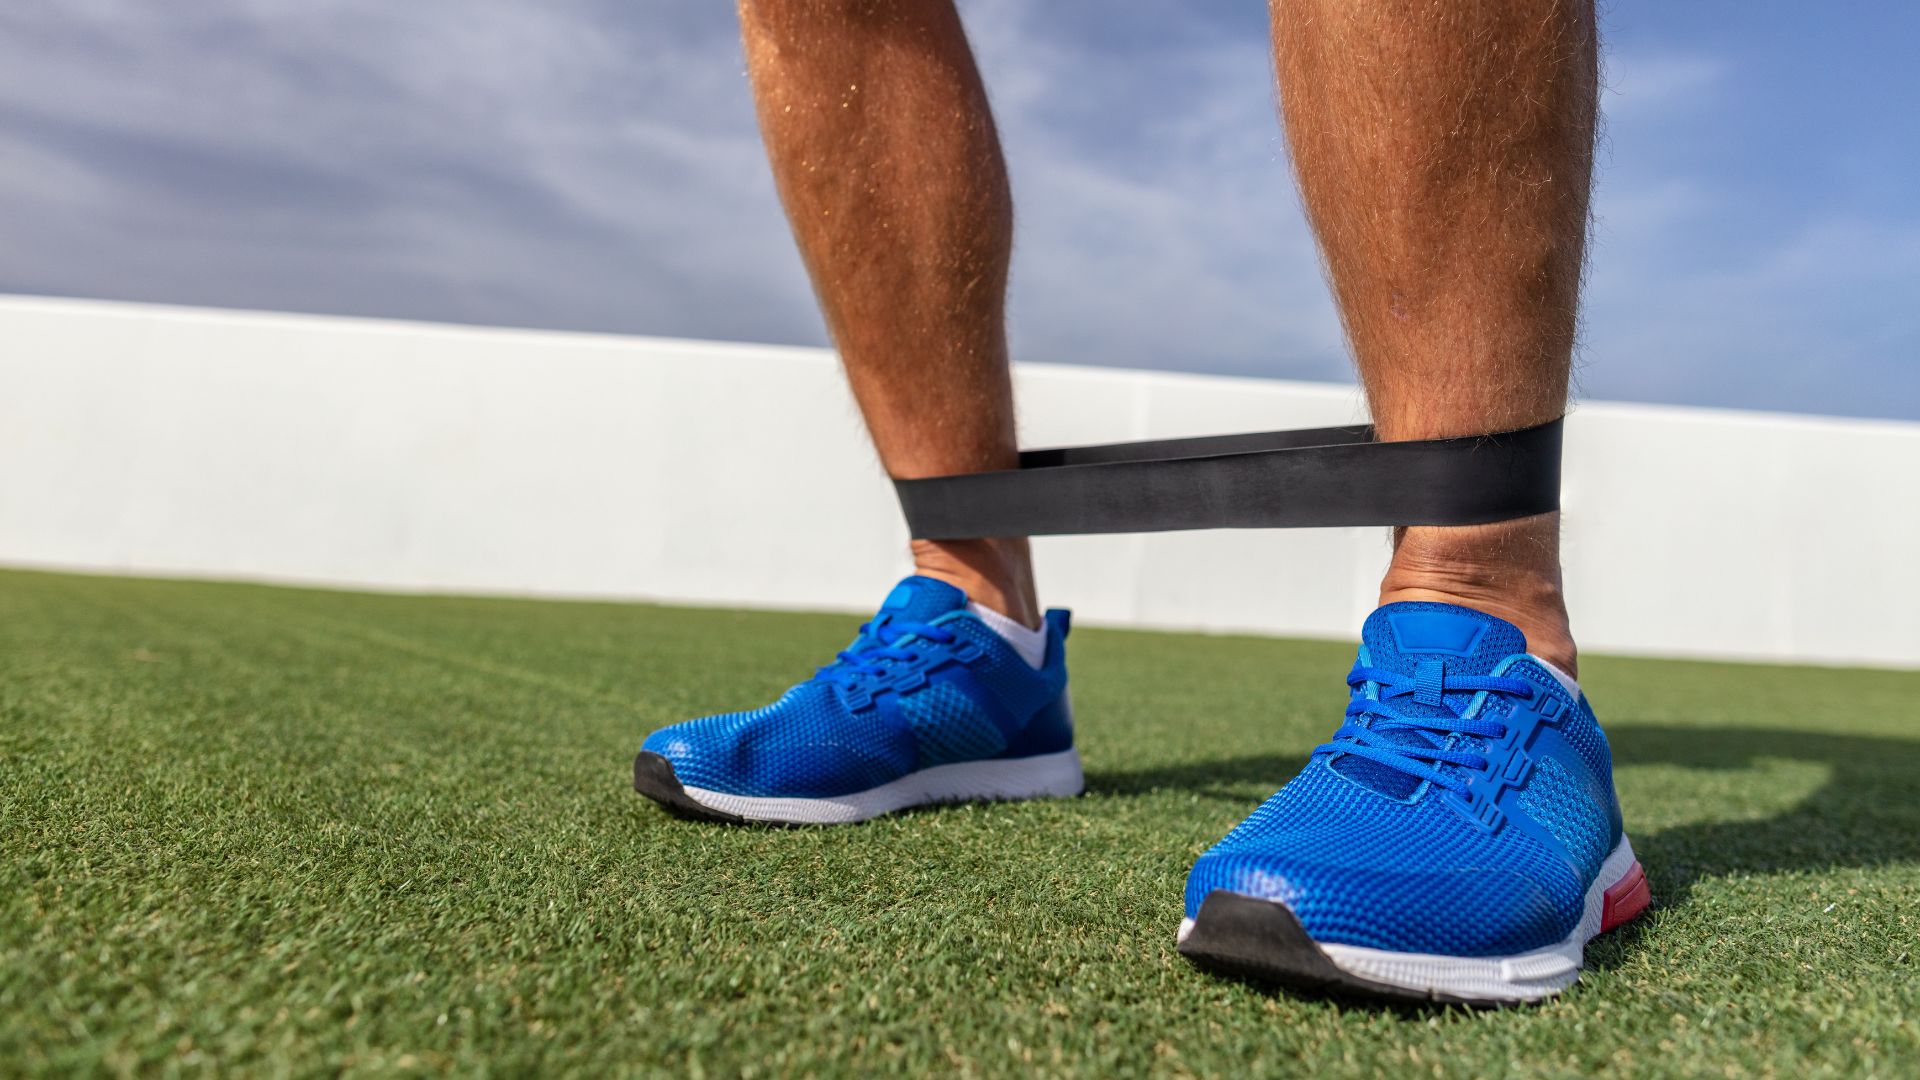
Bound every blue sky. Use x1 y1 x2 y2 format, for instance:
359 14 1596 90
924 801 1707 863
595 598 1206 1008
1 1 1915 420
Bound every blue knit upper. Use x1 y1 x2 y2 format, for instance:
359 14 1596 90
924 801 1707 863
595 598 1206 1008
1184 602 1622 957
642 577 1073 798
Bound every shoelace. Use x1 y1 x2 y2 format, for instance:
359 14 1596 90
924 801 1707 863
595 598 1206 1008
812 613 957 691
1313 663 1537 795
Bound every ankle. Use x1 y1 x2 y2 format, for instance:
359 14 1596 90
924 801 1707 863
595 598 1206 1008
910 537 1040 629
1380 516 1577 676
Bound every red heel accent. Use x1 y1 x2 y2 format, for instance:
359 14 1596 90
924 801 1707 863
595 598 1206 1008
1600 861 1651 932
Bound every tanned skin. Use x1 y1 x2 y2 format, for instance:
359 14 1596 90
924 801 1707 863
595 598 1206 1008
1274 0 1598 671
739 0 1034 627
739 0 1599 670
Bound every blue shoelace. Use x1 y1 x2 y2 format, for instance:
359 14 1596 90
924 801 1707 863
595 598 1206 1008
1314 663 1537 795
812 613 957 692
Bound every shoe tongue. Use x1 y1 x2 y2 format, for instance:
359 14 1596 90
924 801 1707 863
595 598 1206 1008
1332 602 1528 800
876 575 970 624
1360 602 1527 679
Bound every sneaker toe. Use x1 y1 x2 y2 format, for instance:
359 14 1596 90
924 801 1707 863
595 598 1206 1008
1185 847 1571 957
640 686 915 799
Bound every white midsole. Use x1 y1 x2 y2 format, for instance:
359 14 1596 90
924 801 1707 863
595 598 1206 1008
680 748 1085 824
1176 834 1640 1002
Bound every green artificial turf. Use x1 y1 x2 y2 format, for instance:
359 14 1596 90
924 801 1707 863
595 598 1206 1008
1 567 1916 1077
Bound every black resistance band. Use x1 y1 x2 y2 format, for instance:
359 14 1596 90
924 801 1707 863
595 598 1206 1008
895 417 1562 540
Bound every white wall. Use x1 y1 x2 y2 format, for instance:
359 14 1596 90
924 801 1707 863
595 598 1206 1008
3 295 1915 668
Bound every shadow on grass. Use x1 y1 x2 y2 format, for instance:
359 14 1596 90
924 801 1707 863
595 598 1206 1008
1085 753 1309 801
1605 724 1920 907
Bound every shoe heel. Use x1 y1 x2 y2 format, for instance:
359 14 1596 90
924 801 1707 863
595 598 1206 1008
1599 860 1651 932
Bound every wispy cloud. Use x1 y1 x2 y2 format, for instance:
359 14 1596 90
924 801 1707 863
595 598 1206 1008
964 0 1347 381
0 1 817 339
1587 43 1920 416
1601 51 1728 118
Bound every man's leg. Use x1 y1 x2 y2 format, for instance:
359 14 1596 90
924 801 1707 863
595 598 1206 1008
1179 1 1636 1004
632 1 1079 825
738 0 1037 628
1274 0 1596 673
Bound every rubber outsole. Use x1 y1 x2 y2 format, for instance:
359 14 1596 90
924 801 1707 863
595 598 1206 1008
632 751 751 825
632 748 1084 825
1178 893 1493 1007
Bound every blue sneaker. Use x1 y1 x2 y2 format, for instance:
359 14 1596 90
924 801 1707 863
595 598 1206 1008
633 576 1080 824
1177 602 1650 1004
